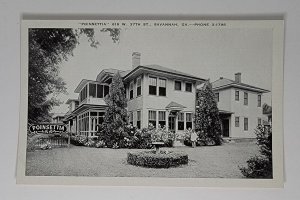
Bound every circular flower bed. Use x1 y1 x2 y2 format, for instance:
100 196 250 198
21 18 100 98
127 150 188 168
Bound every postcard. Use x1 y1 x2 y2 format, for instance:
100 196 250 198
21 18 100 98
17 19 284 187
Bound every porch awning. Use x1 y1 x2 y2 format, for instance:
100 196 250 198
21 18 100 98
165 101 186 111
219 109 234 116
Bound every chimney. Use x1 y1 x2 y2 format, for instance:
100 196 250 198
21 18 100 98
235 72 241 83
132 52 141 69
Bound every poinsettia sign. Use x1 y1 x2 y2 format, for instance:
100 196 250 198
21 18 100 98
29 123 67 134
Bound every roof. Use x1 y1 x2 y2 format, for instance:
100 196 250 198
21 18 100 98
218 109 234 114
212 77 270 93
165 101 186 110
101 68 131 77
124 65 206 82
65 99 79 105
74 79 102 93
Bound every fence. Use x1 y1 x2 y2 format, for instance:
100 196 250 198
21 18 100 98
35 137 69 148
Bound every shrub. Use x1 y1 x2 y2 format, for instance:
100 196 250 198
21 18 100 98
150 124 175 147
95 140 106 148
127 150 188 168
40 141 52 150
240 125 272 178
70 135 88 146
84 137 97 147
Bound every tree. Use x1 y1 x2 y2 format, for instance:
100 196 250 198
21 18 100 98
98 72 128 147
194 81 222 145
240 125 272 178
28 28 120 123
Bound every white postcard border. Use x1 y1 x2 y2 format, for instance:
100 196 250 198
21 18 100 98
17 19 284 188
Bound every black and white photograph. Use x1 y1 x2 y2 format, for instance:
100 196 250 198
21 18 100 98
17 20 284 187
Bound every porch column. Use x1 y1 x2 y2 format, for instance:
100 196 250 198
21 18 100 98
68 121 71 132
175 113 178 132
88 112 91 137
166 110 169 131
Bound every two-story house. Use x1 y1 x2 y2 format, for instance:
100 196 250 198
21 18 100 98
63 52 270 139
63 52 205 137
212 73 270 138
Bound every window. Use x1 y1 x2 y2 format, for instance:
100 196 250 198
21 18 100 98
104 85 109 97
186 113 193 129
235 90 239 101
215 92 219 102
158 111 166 128
137 77 141 96
244 92 248 105
178 112 184 130
159 79 166 96
149 77 157 95
175 80 181 91
80 85 88 102
235 116 239 127
258 94 261 107
89 83 96 98
96 84 103 98
137 111 141 129
185 82 192 92
258 118 262 126
129 112 133 125
244 117 248 131
148 110 156 127
129 81 134 99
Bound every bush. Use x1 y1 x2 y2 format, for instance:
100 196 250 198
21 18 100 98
150 124 175 147
240 125 272 178
240 156 272 178
70 135 88 146
127 150 188 168
84 137 97 147
95 140 106 148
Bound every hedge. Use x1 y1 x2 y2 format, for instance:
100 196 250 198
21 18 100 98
127 150 188 168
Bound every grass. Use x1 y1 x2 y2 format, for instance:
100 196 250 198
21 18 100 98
26 141 259 178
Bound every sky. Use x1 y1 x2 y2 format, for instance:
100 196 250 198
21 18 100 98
52 27 273 113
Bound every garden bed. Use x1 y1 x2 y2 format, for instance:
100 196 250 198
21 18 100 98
127 150 188 168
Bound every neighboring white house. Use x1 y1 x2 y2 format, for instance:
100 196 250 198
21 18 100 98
63 52 270 139
51 113 66 124
211 73 270 138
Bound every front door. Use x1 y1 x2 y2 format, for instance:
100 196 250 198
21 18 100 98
222 119 230 137
168 116 175 132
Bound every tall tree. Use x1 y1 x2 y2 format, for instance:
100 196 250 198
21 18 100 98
194 81 222 145
28 28 120 123
100 72 128 147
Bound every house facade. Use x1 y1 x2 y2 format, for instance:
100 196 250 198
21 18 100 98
63 52 269 139
212 73 270 138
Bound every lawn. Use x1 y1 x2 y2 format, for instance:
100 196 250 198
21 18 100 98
26 141 259 178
